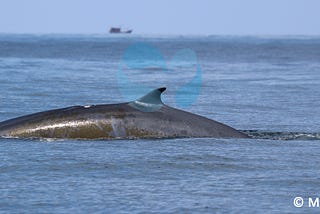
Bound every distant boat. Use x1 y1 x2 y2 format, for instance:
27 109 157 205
109 27 132 34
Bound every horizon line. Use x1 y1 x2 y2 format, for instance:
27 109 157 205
1 32 320 37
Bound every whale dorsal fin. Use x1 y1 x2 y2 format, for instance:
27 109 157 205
128 87 166 112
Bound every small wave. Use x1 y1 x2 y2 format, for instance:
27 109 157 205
242 130 320 141
141 67 170 71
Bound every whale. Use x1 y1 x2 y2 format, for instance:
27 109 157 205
0 87 248 139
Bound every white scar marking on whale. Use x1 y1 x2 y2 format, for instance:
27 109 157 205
110 117 127 137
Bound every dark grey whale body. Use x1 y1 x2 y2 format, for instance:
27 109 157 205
0 88 248 139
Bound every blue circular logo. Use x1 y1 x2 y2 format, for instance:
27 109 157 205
117 42 202 110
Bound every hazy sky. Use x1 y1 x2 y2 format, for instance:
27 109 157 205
0 0 319 35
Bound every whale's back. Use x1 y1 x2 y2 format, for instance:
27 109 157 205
162 105 247 138
0 88 248 139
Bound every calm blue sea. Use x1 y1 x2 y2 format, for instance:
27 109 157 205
0 34 320 213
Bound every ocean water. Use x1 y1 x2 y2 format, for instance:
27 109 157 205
0 34 320 213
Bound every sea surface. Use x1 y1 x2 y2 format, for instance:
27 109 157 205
0 34 320 213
